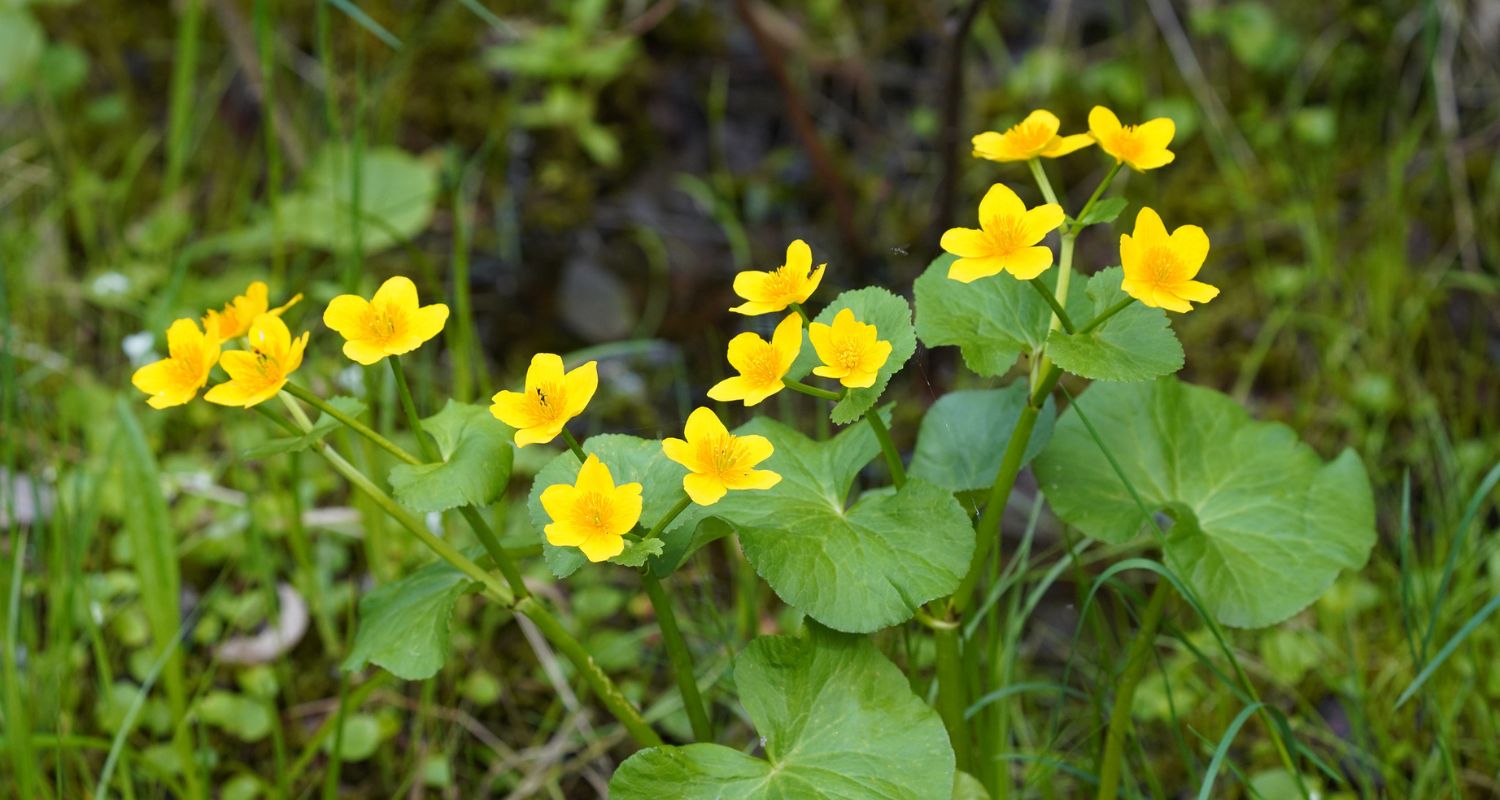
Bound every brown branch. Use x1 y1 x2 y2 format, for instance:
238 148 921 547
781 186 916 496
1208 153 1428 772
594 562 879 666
734 0 862 259
928 0 985 257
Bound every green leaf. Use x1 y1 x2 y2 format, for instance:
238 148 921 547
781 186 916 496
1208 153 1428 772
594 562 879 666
243 396 367 459
0 9 44 99
811 287 918 424
910 384 1055 493
342 557 477 680
1045 267 1184 382
1075 196 1129 227
389 401 513 514
684 417 973 633
527 435 691 578
611 624 954 799
953 772 992 800
613 537 665 568
1034 379 1376 627
197 692 272 742
915 254 1088 377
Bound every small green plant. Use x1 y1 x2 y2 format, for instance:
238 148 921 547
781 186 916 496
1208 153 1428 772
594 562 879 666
131 105 1377 798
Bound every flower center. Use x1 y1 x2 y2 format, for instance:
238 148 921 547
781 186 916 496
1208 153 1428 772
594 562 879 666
1143 247 1182 283
577 491 612 531
834 338 863 371
530 381 565 420
366 305 405 343
745 344 783 386
1012 120 1052 150
1109 127 1146 163
984 214 1029 255
765 266 801 300
699 433 740 477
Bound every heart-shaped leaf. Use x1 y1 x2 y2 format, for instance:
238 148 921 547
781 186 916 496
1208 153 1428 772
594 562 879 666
910 384 1055 493
342 556 477 680
684 416 973 633
610 623 955 799
915 254 1088 377
1045 267 1184 382
244 396 367 459
389 401 513 514
1034 378 1376 627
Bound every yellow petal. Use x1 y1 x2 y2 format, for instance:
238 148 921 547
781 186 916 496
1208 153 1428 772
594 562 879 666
1134 117 1176 151
728 298 784 316
724 332 765 375
1129 149 1175 171
812 364 846 381
731 271 774 305
1149 287 1193 313
784 239 811 275
1131 207 1169 244
947 256 1005 283
131 360 192 408
217 350 262 382
397 304 449 352
514 422 561 448
578 534 625 563
661 437 699 471
575 455 615 494
286 332 309 375
490 390 536 429
165 318 204 358
770 313 803 362
342 339 388 365
324 295 371 338
1088 106 1122 140
1021 109 1062 137
1004 247 1054 280
606 483 643 535
801 264 825 302
706 376 749 403
1170 225 1210 275
683 473 728 506
545 520 588 548
525 353 567 391
1119 232 1141 276
1022 204 1066 244
971 131 1021 162
1041 132 1094 158
563 361 598 418
725 468 781 492
861 339 893 375
839 368 878 389
248 314 292 359
733 433 774 467
940 227 990 259
683 407 726 443
203 381 254 407
372 275 420 312
806 321 833 365
539 484 578 528
1172 280 1220 304
978 183 1025 225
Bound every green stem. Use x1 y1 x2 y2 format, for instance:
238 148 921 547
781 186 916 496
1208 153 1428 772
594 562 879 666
642 574 713 741
934 623 971 773
515 597 664 748
788 302 812 325
560 428 587 463
1026 159 1060 207
864 410 906 488
1027 279 1076 334
1078 297 1134 335
276 393 512 605
782 378 843 402
644 495 693 542
1096 578 1173 800
1050 235 1075 334
284 382 418 465
390 356 440 463
1076 161 1124 226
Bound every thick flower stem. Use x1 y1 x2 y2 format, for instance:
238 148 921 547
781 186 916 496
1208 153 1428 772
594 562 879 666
560 428 587 463
864 410 906 488
1096 578 1173 800
514 596 665 748
781 378 843 402
1027 279 1076 334
285 381 418 465
390 356 440 463
645 495 693 542
642 573 714 742
788 302 812 325
1078 161 1124 224
934 621 971 773
1026 159 1060 207
1078 297 1134 335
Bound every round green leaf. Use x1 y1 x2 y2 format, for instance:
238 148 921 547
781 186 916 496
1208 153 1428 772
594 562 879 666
342 557 477 680
197 691 271 742
1034 379 1376 627
693 417 973 633
915 254 1088 377
807 287 918 425
279 145 438 254
1045 267 1184 382
389 401 514 514
910 383 1055 493
611 624 954 799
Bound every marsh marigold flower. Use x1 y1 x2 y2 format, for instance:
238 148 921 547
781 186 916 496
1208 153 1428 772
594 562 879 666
489 354 598 448
1120 207 1218 313
1088 106 1175 172
662 407 780 506
707 313 802 406
809 308 891 389
204 314 309 408
972 109 1093 162
539 454 642 562
203 281 301 341
322 276 450 365
131 318 221 409
729 240 825 315
940 183 1065 283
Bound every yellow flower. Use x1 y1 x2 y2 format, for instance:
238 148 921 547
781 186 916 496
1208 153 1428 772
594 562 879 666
489 354 599 447
322 276 450 365
706 313 802 406
203 281 302 341
204 313 309 408
971 109 1093 162
1119 207 1218 313
662 407 781 506
1088 106 1176 172
940 183 1065 283
809 308 892 389
539 454 643 562
130 318 221 409
729 239 825 315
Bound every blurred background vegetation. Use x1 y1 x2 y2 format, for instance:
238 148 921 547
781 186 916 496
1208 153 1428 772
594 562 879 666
1 0 1496 797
